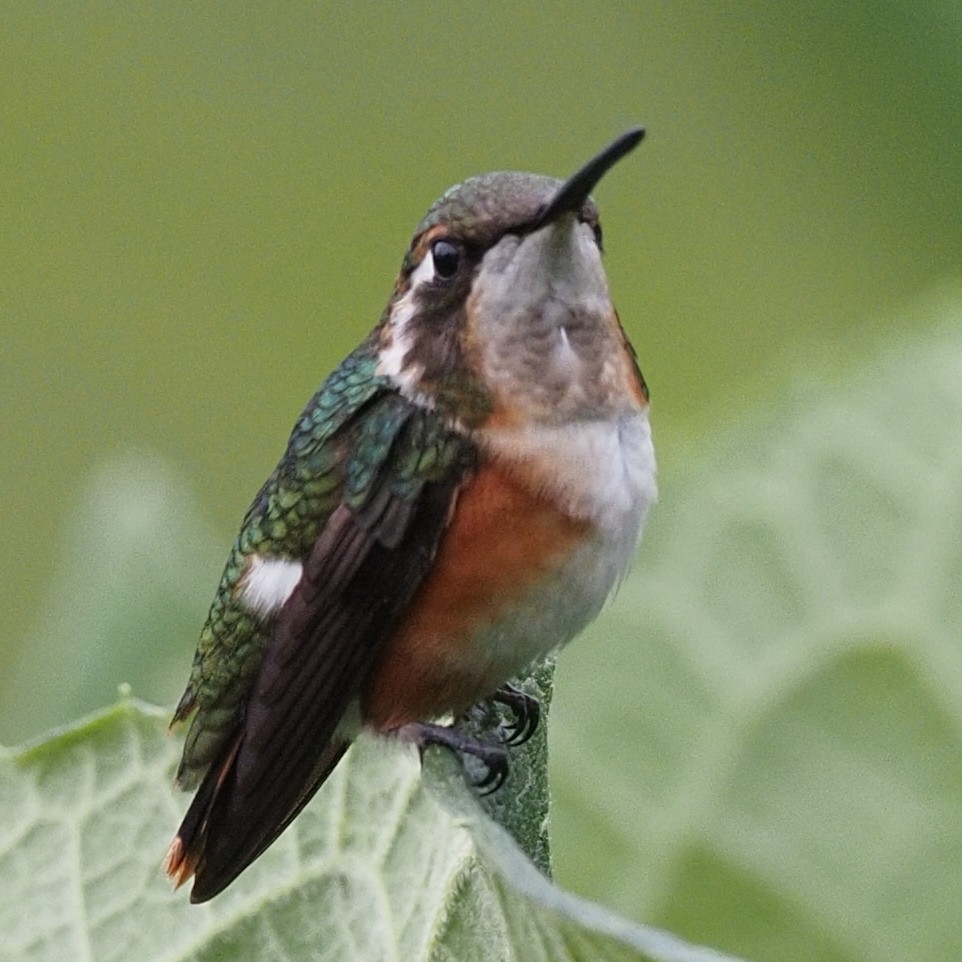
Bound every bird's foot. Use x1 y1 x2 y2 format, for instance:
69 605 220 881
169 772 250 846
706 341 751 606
397 721 509 794
488 683 541 746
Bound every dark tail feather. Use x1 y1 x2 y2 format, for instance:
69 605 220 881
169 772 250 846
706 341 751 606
165 736 349 903
163 734 242 889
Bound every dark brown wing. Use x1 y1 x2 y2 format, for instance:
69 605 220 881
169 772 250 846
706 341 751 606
170 408 474 902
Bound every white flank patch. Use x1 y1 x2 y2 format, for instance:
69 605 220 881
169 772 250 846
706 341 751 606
376 250 436 400
239 555 303 617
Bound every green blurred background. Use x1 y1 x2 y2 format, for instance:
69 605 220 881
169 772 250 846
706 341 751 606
3 4 961 960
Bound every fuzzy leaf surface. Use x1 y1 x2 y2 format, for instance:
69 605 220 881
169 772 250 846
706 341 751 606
0 700 742 962
552 319 962 961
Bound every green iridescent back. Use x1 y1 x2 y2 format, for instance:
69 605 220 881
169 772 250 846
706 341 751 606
174 337 475 788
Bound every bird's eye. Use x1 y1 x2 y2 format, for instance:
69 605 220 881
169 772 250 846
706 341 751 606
431 239 461 280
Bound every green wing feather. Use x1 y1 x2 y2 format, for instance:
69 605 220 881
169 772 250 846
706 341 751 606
172 337 473 789
168 335 478 900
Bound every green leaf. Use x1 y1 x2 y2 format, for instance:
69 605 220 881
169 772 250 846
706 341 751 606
0 697 744 962
551 318 962 961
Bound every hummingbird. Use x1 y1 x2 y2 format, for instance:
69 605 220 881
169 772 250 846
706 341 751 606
164 127 656 902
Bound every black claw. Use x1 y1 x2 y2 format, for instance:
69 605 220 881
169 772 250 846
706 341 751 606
473 750 509 795
490 684 541 746
399 721 510 794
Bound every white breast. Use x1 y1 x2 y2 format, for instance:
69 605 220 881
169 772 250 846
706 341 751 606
471 409 657 672
479 409 657 529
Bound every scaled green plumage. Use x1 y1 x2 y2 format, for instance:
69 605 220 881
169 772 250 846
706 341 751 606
173 337 476 789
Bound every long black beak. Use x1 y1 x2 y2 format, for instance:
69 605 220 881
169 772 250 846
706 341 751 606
534 126 645 229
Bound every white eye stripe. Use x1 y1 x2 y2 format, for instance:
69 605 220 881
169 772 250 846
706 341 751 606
409 249 436 291
376 250 433 399
375 238 461 407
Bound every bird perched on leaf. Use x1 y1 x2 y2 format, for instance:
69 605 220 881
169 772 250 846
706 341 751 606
165 128 656 902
